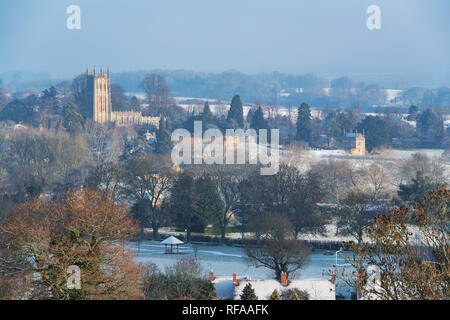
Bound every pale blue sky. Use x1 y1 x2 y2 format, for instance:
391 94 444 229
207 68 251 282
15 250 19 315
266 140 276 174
0 0 449 85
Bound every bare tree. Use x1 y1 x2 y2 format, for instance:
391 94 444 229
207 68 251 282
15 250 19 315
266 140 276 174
309 159 356 204
141 74 174 117
215 97 227 117
121 154 174 240
336 190 379 245
210 165 242 242
267 101 278 120
400 153 447 185
358 162 392 202
245 213 310 280
84 119 123 165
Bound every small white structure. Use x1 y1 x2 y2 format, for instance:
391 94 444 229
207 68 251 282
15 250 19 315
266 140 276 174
161 236 183 254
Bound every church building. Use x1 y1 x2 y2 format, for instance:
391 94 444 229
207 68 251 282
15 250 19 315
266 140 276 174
86 67 160 128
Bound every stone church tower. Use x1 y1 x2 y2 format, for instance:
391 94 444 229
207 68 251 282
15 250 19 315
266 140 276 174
86 67 111 123
86 67 160 128
350 131 366 156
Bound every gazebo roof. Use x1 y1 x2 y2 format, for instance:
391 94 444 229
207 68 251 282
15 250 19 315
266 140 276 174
161 236 183 245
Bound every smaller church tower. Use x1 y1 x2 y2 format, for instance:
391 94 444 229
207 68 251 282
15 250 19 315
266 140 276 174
350 131 366 156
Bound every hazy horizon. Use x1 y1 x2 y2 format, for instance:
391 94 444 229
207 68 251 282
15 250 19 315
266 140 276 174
1 0 450 87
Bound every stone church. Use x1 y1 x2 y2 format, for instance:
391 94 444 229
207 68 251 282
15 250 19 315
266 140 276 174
86 67 160 128
350 131 366 156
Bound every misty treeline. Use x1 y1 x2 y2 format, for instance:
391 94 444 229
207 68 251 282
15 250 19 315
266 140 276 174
112 70 450 109
3 69 450 109
1 71 449 152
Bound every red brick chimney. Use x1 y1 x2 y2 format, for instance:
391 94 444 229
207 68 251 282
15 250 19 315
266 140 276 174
209 270 215 281
281 272 288 286
331 272 336 284
233 272 237 286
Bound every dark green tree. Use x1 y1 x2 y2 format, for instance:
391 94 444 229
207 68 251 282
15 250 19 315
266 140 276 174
120 136 152 162
240 283 258 300
250 106 268 131
62 103 83 134
170 171 206 242
358 116 391 152
131 199 152 235
194 173 225 230
336 190 377 245
71 74 91 119
130 96 140 111
416 109 444 146
323 111 340 146
156 117 173 154
407 105 419 121
42 86 57 100
287 171 329 239
227 95 244 128
250 106 270 142
296 102 311 144
0 95 38 124
398 171 434 203
202 101 214 126
23 172 45 200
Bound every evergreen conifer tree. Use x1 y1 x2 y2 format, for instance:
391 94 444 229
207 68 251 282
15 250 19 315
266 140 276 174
202 101 214 126
62 103 83 134
250 106 268 131
250 106 271 142
227 95 244 128
240 283 257 300
296 102 312 144
270 289 280 300
194 173 225 224
156 117 173 154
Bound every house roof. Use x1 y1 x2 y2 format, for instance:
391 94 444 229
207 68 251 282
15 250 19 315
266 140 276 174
233 279 335 300
213 276 335 300
160 236 183 245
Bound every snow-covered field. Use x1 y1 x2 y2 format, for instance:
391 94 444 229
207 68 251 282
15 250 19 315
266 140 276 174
284 147 450 183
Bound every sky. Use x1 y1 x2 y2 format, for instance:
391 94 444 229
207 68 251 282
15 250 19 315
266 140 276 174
0 0 449 85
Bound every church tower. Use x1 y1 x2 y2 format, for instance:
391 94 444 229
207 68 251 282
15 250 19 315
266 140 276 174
350 131 366 156
86 66 111 123
85 67 160 128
